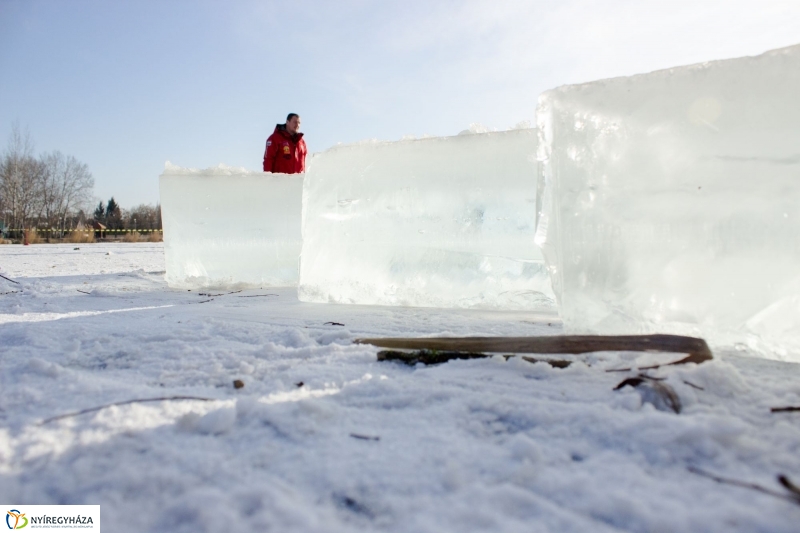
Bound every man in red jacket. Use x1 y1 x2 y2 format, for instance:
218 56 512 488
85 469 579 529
263 113 307 174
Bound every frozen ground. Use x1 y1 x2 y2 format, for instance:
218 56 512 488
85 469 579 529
1 243 799 532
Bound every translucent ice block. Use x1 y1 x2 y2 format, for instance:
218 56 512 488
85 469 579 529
299 130 554 310
160 163 302 288
536 44 800 354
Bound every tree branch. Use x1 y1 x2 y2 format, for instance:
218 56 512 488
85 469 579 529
688 466 800 505
40 396 216 425
0 273 20 284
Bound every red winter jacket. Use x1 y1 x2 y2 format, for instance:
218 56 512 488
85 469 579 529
263 124 307 174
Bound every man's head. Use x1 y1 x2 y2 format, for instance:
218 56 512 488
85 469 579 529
285 113 301 135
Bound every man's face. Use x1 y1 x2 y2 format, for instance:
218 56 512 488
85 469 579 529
286 116 301 135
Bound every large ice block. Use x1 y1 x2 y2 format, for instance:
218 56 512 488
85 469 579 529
536 44 800 354
160 163 302 288
299 130 554 310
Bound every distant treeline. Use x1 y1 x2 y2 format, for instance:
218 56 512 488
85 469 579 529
0 123 161 235
94 197 162 230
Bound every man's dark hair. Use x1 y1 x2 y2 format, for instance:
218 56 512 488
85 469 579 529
286 113 299 122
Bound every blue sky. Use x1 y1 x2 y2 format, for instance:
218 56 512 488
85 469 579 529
1 0 799 206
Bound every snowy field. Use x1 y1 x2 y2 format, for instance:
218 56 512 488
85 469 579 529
1 243 799 532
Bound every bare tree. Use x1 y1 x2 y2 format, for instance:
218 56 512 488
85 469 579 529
38 151 60 227
0 123 96 238
0 122 43 231
124 203 162 230
39 151 94 234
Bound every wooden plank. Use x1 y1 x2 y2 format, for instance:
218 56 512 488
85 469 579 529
356 334 712 370
376 350 573 368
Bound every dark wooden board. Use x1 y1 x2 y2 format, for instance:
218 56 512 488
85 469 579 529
356 334 712 370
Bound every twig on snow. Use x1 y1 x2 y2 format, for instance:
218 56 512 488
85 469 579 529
237 294 278 298
40 396 216 425
0 273 20 285
614 375 682 414
771 406 800 413
682 380 705 391
688 466 800 505
324 322 345 326
779 475 800 498
199 290 242 297
196 299 214 304
350 433 380 441
76 289 91 295
1 291 21 295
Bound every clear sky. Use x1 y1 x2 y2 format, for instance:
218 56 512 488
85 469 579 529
1 0 799 207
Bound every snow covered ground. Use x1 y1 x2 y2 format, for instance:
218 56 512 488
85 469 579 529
1 243 799 532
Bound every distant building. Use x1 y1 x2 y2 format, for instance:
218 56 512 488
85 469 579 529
91 220 107 238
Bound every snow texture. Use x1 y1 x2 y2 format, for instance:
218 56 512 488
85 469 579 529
1 243 799 533
536 44 800 361
300 130 554 310
160 163 303 289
